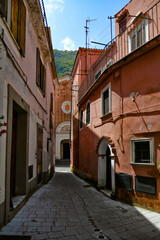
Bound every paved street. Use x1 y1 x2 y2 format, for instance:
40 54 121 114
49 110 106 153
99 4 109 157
0 167 160 240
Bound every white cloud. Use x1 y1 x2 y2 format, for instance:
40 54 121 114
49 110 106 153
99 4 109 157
44 0 64 13
61 37 75 51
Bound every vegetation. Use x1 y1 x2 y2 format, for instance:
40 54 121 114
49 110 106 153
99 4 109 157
54 49 77 78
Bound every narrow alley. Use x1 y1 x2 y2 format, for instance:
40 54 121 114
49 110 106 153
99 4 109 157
0 167 160 240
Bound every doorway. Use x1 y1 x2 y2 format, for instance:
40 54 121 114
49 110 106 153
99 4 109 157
63 142 70 159
10 109 17 197
10 102 28 205
61 140 70 159
97 137 115 192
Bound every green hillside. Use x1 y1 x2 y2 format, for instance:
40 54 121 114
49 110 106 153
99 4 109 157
54 49 77 78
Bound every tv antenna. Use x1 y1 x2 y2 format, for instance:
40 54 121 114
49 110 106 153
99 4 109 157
84 18 97 49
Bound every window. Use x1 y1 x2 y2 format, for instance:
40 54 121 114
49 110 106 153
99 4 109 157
11 0 26 56
129 15 149 52
79 110 83 129
86 102 90 125
119 14 127 34
0 0 7 19
101 83 111 117
131 138 154 165
95 68 102 81
36 48 46 96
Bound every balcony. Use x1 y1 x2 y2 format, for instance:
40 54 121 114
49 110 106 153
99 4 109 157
78 1 160 103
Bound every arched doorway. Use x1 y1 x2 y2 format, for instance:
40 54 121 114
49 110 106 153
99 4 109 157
97 136 116 196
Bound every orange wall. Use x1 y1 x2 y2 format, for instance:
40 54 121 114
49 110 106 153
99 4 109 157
78 43 160 208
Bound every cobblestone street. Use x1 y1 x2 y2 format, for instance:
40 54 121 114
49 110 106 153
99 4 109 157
0 167 160 240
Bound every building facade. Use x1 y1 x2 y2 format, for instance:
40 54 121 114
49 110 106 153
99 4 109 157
0 0 57 227
71 48 103 172
71 0 160 210
55 74 72 165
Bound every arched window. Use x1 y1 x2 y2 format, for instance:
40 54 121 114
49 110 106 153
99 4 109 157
86 102 90 125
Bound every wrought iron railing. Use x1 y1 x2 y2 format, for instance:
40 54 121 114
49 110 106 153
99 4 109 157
78 0 160 103
39 0 48 27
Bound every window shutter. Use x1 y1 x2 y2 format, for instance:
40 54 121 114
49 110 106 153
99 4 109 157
19 0 26 56
11 0 18 41
36 48 40 86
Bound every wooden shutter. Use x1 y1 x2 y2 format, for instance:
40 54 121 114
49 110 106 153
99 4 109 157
19 0 26 56
11 0 18 41
36 48 40 86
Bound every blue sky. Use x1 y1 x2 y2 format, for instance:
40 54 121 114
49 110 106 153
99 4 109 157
44 0 130 50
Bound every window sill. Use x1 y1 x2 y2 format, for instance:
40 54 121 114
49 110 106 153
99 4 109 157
130 162 155 166
100 112 112 120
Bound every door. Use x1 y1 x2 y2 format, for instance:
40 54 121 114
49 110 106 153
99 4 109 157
37 125 43 184
106 145 112 190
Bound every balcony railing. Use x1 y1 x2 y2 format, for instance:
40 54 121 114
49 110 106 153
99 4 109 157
78 0 160 103
39 0 48 27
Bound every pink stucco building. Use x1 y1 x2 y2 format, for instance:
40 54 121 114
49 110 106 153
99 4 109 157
0 0 57 227
71 0 160 210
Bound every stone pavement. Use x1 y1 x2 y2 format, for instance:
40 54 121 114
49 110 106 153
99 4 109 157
0 166 160 240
